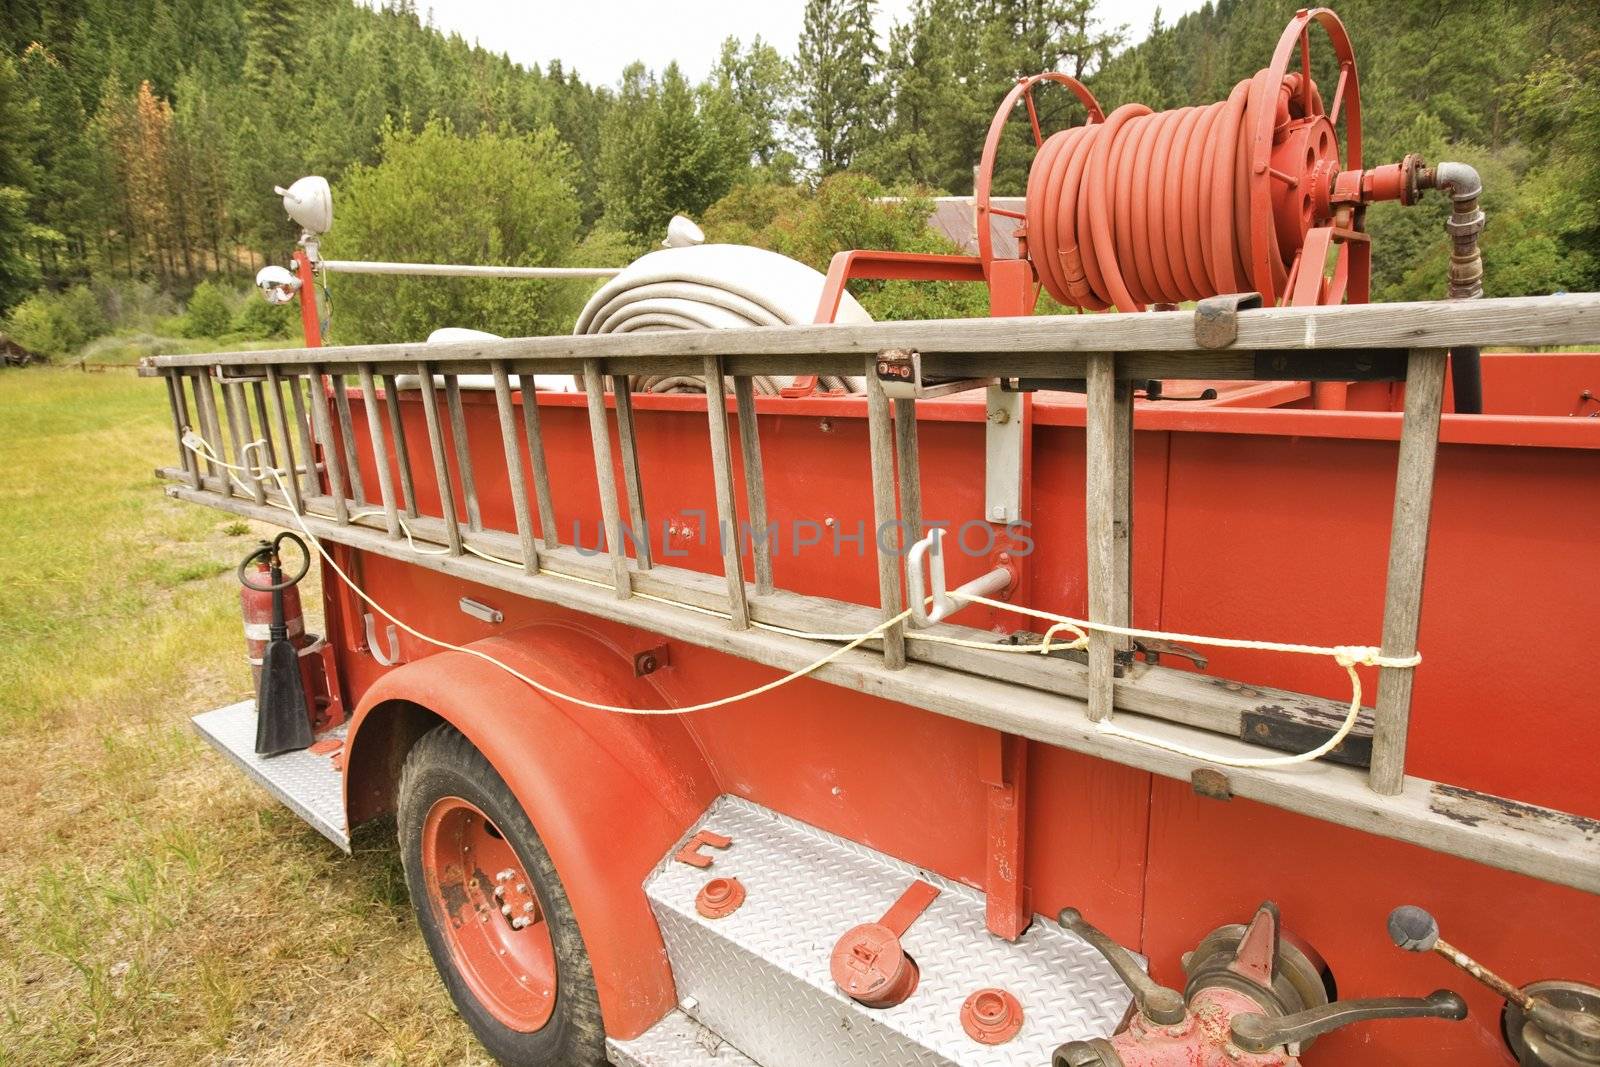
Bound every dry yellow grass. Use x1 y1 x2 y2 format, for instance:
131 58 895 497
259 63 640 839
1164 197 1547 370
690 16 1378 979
0 369 489 1065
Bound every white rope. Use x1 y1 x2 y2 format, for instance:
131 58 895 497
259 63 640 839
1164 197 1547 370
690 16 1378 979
950 591 1419 768
185 433 1420 767
187 435 908 716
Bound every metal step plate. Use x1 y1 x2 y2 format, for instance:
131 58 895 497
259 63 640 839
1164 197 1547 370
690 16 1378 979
192 700 349 851
645 796 1136 1067
608 1009 758 1066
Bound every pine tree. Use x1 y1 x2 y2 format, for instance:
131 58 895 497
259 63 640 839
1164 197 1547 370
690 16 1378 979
791 0 882 175
0 54 40 311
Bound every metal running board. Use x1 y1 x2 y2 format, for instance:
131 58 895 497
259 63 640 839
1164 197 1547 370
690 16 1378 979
644 796 1136 1067
608 1009 758 1066
192 699 349 851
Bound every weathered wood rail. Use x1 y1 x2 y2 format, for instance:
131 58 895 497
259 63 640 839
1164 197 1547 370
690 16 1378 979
144 291 1600 892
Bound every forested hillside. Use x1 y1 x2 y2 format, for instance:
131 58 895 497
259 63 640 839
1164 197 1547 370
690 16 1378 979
0 0 1593 353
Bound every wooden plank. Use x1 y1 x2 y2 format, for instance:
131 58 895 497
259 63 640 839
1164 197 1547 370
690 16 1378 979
249 380 280 476
264 366 303 515
865 356 907 668
288 371 319 499
147 291 1600 368
1084 358 1133 721
611 375 652 570
516 372 559 549
304 365 349 524
191 370 231 497
165 481 1600 896
223 379 266 504
893 396 924 546
581 359 631 596
165 371 202 490
416 361 463 555
357 364 401 539
157 452 1379 760
443 373 482 531
703 357 749 628
380 373 418 518
1370 348 1448 795
492 361 539 575
331 374 367 506
733 376 774 596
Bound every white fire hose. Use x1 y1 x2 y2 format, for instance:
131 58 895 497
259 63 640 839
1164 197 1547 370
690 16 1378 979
573 243 872 394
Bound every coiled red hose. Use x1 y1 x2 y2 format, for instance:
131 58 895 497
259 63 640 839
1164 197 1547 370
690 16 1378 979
1026 70 1313 312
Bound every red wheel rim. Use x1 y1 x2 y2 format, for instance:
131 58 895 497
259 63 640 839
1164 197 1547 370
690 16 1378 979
420 796 558 1032
1248 7 1364 305
975 72 1104 269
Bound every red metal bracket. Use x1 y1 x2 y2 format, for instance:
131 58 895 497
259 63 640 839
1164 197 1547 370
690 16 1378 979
674 829 732 869
878 878 941 937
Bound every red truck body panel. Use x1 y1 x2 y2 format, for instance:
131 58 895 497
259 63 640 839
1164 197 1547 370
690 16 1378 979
332 354 1600 1061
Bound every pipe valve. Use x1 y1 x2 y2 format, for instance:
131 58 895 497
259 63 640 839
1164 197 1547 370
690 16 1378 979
1388 905 1600 1065
1055 902 1469 1067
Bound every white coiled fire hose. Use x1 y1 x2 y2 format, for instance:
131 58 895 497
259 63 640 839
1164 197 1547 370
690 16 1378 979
573 243 871 394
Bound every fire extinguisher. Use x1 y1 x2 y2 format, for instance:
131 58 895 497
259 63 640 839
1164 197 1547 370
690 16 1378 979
240 538 333 731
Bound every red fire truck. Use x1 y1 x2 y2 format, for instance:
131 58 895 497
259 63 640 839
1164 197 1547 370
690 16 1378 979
145 9 1599 1066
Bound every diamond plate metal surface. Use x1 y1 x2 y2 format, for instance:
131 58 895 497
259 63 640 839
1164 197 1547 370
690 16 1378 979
646 796 1137 1067
608 1009 758 1066
192 700 349 851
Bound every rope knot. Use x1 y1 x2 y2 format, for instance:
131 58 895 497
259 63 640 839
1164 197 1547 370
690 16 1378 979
1332 645 1381 668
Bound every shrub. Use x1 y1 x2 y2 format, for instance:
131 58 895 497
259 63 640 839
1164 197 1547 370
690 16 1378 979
702 173 990 320
320 118 583 343
3 284 106 358
234 294 292 340
182 280 234 338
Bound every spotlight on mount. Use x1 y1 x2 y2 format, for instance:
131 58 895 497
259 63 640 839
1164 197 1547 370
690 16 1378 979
274 175 333 237
663 214 705 248
255 264 300 305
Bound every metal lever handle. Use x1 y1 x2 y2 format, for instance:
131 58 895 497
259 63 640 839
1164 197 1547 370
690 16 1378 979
1231 990 1467 1053
1059 908 1187 1026
904 528 1013 628
1389 904 1600 1056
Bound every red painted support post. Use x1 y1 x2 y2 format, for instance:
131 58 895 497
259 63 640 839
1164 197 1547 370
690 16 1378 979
294 249 323 348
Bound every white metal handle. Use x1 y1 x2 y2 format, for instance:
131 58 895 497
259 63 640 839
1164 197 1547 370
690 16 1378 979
905 528 1013 628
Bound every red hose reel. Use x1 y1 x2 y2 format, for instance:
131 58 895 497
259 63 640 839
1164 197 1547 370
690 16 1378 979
975 7 1412 311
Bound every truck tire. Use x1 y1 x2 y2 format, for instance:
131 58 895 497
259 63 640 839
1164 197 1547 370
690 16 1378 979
398 724 605 1065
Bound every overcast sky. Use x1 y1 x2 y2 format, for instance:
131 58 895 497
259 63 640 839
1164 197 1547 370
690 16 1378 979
409 1 1208 87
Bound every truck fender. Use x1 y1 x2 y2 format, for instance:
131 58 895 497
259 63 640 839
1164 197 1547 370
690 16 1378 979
342 620 718 1040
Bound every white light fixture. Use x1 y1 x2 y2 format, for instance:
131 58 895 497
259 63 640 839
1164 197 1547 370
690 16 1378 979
663 214 705 248
255 264 300 305
274 176 333 236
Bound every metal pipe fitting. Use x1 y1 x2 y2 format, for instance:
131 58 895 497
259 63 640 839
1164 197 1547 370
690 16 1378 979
1423 161 1486 301
1419 161 1486 412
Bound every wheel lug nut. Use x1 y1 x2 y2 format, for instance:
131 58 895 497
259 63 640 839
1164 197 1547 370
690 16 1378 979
512 917 530 929
501 904 513 916
516 883 527 894
522 902 535 913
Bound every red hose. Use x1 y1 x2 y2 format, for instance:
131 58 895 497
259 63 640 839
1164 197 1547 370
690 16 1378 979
1026 72 1315 311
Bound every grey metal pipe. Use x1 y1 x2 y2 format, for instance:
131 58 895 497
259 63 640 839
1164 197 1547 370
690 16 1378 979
317 259 622 279
1422 161 1486 413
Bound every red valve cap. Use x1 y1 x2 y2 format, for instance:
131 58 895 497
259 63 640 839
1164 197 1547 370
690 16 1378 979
830 922 920 1008
695 876 746 919
961 987 1025 1044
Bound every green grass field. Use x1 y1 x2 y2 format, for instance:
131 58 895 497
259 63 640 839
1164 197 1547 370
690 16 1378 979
0 369 486 1065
